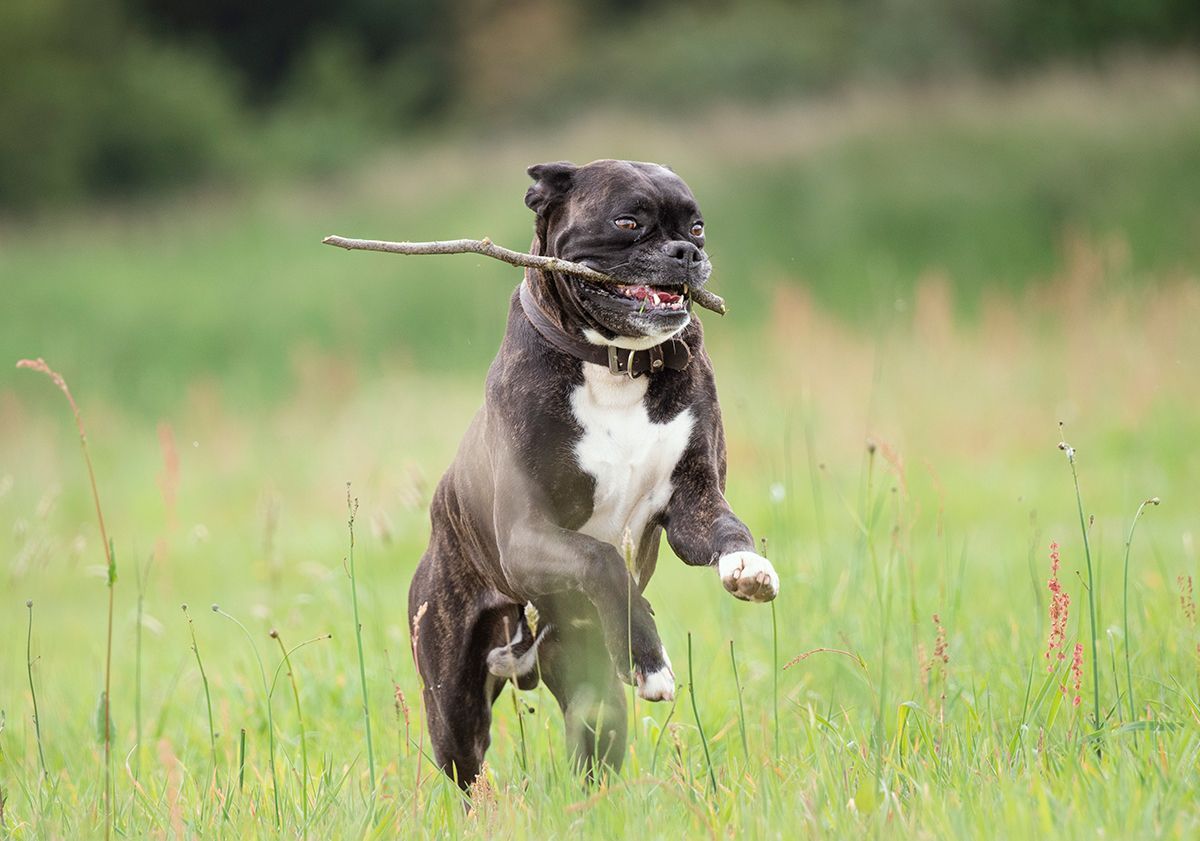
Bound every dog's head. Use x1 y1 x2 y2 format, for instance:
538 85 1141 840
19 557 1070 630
524 159 711 346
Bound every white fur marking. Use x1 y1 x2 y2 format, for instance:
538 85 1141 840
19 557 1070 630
718 551 780 602
582 320 690 350
571 365 694 553
635 647 675 702
486 624 551 678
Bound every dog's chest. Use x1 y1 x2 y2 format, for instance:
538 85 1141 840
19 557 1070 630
569 364 694 552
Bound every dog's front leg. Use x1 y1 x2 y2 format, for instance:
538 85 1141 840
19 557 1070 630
665 461 780 603
498 517 675 700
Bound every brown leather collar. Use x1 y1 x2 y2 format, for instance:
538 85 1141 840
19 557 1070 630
519 281 692 377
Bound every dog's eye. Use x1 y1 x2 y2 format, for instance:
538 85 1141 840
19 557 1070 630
613 217 639 231
690 222 704 238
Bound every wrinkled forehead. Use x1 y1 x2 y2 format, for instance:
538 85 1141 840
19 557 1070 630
569 160 701 217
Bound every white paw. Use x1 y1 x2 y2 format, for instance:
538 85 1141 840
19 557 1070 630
718 551 780 602
635 648 675 702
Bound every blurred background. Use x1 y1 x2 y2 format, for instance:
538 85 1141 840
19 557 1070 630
2 0 1200 562
3 0 1200 595
2 3 1200 827
2 0 1200 403
2 0 1200 411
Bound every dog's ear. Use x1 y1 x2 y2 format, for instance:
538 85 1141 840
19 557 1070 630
524 162 577 217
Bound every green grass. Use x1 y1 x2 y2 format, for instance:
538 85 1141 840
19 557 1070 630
2 64 1200 837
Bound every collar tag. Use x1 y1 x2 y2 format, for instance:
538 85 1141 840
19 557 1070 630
606 345 622 375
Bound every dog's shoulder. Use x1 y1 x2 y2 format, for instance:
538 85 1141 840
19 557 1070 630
485 288 582 421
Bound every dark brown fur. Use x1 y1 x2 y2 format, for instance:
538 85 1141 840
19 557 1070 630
407 160 756 788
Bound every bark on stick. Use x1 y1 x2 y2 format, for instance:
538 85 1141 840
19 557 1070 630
321 234 727 315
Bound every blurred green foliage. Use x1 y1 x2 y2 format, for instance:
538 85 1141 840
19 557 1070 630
1 0 1198 208
0 0 245 205
3 68 1198 414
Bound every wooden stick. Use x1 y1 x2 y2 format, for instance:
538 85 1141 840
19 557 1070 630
321 234 727 315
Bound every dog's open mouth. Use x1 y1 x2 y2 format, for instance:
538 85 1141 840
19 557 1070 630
615 284 688 312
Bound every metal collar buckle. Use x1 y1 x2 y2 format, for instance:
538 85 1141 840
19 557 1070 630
607 345 638 377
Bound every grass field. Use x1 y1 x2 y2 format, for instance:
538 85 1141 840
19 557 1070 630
2 63 1200 838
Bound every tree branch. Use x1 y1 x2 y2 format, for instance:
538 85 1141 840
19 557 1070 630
321 234 727 315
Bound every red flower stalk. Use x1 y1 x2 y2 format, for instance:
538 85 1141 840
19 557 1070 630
1045 542 1071 671
932 613 949 666
1179 575 1196 625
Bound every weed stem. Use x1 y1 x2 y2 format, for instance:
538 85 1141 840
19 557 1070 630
213 605 281 827
1059 429 1102 738
25 601 48 779
345 486 377 795
1121 497 1159 742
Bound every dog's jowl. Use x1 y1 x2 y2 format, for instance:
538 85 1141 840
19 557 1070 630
407 159 780 789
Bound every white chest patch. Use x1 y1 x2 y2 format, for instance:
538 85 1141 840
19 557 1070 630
570 364 694 558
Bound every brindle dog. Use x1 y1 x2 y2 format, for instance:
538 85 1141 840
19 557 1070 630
408 160 779 788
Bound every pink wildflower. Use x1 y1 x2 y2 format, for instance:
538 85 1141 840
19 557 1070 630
1179 576 1196 625
932 614 948 666
1069 642 1084 707
922 614 949 691
1045 542 1071 671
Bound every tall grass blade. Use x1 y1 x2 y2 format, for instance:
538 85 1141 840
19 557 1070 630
182 605 219 789
270 630 330 827
686 632 717 797
1121 497 1160 745
345 485 377 795
1058 429 1102 738
17 359 118 840
729 640 749 760
25 600 48 779
214 605 280 827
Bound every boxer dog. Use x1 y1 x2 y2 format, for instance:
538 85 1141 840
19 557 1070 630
408 159 779 789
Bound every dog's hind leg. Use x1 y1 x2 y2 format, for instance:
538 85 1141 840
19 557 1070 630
562 674 627 783
409 536 512 790
419 673 497 791
536 596 629 783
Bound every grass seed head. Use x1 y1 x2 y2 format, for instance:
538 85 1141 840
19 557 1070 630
524 601 540 637
412 601 428 649
394 685 410 724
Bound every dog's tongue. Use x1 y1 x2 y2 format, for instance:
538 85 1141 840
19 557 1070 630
623 284 682 305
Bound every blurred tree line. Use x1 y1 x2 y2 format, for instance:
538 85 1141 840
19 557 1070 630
2 0 1197 209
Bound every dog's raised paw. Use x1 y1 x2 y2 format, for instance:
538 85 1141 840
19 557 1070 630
718 551 780 602
635 648 675 702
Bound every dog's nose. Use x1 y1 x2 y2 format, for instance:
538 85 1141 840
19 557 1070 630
662 240 702 265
